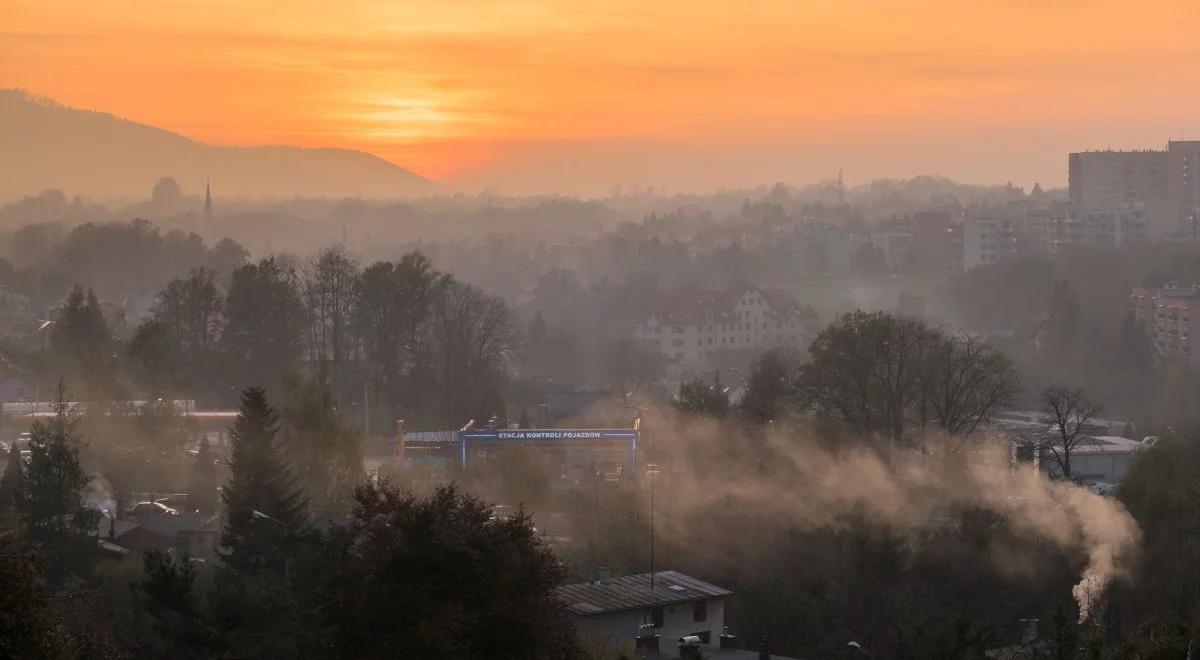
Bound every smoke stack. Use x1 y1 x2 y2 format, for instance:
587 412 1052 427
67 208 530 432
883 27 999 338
1020 618 1039 645
394 420 405 464
678 636 702 659
595 566 612 584
635 624 660 656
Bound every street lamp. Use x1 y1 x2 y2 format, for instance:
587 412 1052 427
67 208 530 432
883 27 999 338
252 510 290 578
847 641 874 658
252 509 287 532
34 319 54 411
645 462 661 623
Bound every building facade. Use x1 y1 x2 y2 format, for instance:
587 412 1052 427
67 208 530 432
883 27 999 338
557 571 730 650
1069 141 1200 237
1130 286 1200 368
634 286 813 367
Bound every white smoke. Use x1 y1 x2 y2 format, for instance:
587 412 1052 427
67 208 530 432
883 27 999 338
639 412 1141 623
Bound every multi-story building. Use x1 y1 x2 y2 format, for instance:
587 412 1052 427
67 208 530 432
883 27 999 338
867 230 912 272
1069 141 1200 237
1130 286 1200 368
962 211 1017 270
1068 150 1169 209
634 286 814 367
1071 209 1147 248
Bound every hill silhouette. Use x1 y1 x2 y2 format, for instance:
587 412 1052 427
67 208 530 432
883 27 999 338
0 89 437 201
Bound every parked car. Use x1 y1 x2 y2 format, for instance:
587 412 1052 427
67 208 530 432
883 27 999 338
128 501 179 517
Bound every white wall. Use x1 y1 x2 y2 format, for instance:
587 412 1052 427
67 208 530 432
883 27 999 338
572 596 726 650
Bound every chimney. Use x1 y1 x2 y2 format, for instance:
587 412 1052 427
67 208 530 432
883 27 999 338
394 420 405 464
635 624 660 656
719 627 738 649
1020 618 1039 645
678 636 702 659
758 634 770 660
595 566 612 585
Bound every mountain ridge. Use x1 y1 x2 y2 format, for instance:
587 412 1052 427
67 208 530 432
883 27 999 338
0 89 438 201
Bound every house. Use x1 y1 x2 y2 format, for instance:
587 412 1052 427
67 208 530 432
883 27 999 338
557 570 730 651
108 513 221 558
633 285 816 377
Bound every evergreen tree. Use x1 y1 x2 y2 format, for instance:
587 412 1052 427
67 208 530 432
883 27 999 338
740 348 800 424
185 437 219 515
138 549 218 658
673 374 731 417
284 374 361 519
49 285 116 397
1043 280 1083 359
25 384 100 582
221 386 310 573
314 482 577 659
223 257 305 398
0 441 26 527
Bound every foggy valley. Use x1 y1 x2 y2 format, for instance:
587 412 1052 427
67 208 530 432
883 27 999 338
4 3 1200 659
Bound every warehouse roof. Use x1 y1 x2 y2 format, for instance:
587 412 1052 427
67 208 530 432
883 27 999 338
555 570 731 616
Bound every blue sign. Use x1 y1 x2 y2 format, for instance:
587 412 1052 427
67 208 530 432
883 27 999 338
460 429 637 441
458 428 639 471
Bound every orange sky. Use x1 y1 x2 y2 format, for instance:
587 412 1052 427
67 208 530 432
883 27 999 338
4 1 1200 194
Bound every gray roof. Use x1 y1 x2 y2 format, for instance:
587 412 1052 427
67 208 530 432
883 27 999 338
555 570 732 616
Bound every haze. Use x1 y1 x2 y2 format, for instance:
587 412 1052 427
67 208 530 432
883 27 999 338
5 0 1200 195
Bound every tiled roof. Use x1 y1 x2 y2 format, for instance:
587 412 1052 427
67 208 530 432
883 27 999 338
555 570 731 616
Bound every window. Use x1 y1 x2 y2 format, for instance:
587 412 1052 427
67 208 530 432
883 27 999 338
651 605 664 628
693 599 707 623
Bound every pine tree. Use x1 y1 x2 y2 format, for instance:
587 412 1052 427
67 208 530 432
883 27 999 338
185 438 218 515
284 375 361 519
0 441 26 528
25 384 100 581
221 386 310 572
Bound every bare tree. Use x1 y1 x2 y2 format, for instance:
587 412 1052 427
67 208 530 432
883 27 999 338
796 311 934 447
1036 386 1104 480
427 280 518 426
301 245 360 401
919 334 1021 444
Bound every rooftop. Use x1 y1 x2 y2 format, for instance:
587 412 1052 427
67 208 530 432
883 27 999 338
556 570 731 616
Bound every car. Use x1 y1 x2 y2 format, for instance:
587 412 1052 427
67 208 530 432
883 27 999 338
154 494 190 508
128 501 179 517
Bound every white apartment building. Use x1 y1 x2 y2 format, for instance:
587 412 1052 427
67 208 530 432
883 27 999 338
962 214 1017 270
634 286 813 366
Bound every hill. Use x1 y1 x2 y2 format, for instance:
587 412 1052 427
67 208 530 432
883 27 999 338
0 89 438 201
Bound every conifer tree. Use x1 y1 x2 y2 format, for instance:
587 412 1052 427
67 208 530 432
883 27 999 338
0 441 26 529
25 384 100 581
221 386 310 572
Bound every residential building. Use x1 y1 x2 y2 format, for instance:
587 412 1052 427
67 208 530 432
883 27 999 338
557 570 730 650
1070 208 1147 248
1130 286 1200 368
1068 141 1200 237
1068 149 1169 209
103 513 221 559
962 211 1017 270
634 286 814 368
867 230 912 272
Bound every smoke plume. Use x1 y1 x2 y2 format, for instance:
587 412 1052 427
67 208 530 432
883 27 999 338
638 409 1141 623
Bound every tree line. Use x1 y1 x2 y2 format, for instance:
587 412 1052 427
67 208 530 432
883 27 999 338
40 244 517 431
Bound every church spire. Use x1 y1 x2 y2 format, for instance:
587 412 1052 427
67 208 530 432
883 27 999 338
204 178 213 220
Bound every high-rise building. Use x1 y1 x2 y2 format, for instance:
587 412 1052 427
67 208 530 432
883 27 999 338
1130 286 1200 368
1068 150 1169 209
1068 141 1200 237
204 178 213 220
